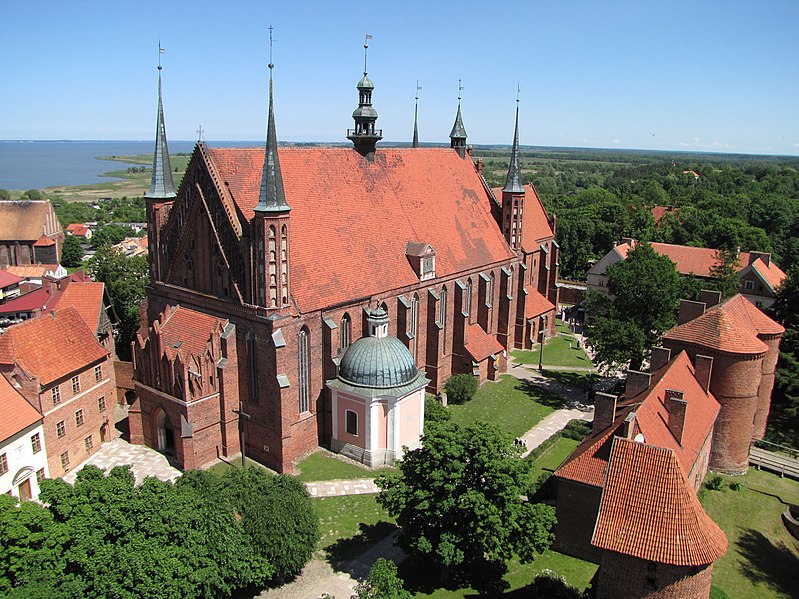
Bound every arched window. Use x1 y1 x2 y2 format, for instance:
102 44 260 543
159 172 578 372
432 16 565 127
410 293 419 360
247 333 259 403
487 271 495 306
507 266 514 297
298 328 310 414
464 278 472 317
440 285 448 351
340 313 351 351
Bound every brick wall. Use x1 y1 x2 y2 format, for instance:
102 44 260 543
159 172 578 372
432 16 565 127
596 551 714 599
753 332 782 440
553 478 603 562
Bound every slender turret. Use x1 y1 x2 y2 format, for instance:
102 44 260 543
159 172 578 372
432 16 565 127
145 58 176 199
347 35 382 161
412 81 420 148
449 80 467 158
501 92 525 251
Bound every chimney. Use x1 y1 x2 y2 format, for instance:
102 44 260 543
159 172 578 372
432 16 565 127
694 354 713 393
593 392 618 431
678 299 706 325
621 237 635 247
625 370 652 398
699 289 722 309
665 389 687 445
649 347 672 373
619 411 637 439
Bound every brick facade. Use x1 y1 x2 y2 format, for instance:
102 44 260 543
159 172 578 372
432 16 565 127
596 551 714 599
553 479 603 562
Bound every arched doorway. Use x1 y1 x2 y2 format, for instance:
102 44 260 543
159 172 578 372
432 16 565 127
156 409 175 454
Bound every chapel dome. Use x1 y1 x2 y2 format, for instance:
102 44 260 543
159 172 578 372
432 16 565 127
338 334 420 388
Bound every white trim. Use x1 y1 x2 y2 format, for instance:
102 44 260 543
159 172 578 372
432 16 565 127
331 389 339 440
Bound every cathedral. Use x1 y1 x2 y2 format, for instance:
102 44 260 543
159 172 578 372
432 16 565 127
130 54 560 472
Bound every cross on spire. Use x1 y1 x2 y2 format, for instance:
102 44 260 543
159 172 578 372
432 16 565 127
458 79 463 102
196 125 204 142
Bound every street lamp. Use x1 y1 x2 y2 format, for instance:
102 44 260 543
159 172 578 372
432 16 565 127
538 328 546 372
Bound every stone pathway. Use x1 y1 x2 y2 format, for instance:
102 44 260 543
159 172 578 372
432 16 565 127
63 438 181 485
306 478 380 498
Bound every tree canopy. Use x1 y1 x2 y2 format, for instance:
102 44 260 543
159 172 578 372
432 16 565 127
351 558 412 599
60 234 84 268
768 267 799 447
586 241 681 371
376 421 556 591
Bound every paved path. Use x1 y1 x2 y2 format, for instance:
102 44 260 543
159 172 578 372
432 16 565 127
306 478 380 498
63 438 181 485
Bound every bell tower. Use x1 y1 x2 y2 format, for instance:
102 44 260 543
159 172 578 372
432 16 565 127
347 35 382 161
449 80 468 159
501 94 525 252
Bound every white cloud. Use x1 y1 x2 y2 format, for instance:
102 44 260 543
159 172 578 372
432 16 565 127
611 138 620 145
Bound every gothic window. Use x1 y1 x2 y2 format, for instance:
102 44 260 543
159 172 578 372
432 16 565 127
340 313 351 352
464 278 472 317
440 285 448 352
247 334 259 404
486 272 495 307
182 253 194 288
268 226 278 307
410 293 419 360
507 266 514 297
281 226 289 305
298 328 310 414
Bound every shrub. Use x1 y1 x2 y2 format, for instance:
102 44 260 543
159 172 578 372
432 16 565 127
444 374 478 405
351 558 411 599
424 395 450 429
729 481 742 491
561 419 592 440
527 570 586 599
704 473 725 491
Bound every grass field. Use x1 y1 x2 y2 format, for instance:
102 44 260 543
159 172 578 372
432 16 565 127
701 469 799 599
312 494 396 561
295 451 396 482
527 436 580 483
447 374 566 438
511 320 595 371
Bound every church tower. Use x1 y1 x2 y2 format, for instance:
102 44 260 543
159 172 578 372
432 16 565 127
449 82 468 159
347 37 382 161
145 50 177 282
501 98 525 251
253 55 291 310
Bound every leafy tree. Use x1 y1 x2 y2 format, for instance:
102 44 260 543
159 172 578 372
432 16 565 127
61 235 84 268
709 248 742 299
424 395 450 431
88 246 148 359
586 242 681 371
351 558 411 599
22 189 42 201
443 373 478 405
91 224 135 248
376 422 556 589
0 188 10 201
768 267 799 446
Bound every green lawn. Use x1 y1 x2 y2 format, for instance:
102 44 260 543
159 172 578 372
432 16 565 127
295 451 396 482
701 469 799 599
512 333 595 371
205 457 272 477
448 374 566 438
527 436 580 483
312 494 396 561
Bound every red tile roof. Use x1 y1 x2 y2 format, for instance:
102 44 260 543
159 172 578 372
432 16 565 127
0 287 55 314
556 351 719 486
33 235 55 247
48 282 105 333
206 147 516 313
627 351 720 474
651 205 678 223
0 270 23 288
66 224 90 237
6 265 60 279
749 258 787 292
592 438 727 566
464 322 503 362
158 305 226 359
0 374 42 444
524 286 556 319
0 306 108 386
663 294 781 354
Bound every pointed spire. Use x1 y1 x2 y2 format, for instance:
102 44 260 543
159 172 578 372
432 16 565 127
503 90 525 194
145 45 176 200
347 34 382 160
412 81 421 148
256 28 290 213
449 80 467 156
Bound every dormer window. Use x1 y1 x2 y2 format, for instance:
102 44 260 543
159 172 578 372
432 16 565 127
406 241 436 281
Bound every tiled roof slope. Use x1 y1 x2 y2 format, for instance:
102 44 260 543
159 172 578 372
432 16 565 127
206 147 516 313
663 294 781 354
524 286 556 319
464 322 503 362
555 351 719 486
0 270 23 288
0 287 54 314
492 183 555 248
627 351 719 474
750 258 787 292
48 282 105 333
592 438 727 566
0 306 108 385
0 374 41 444
0 201 50 240
158 305 225 359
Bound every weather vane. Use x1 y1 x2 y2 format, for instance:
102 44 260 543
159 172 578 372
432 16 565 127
158 41 165 71
363 32 373 73
458 79 464 102
415 80 422 101
517 83 521 103
268 25 274 71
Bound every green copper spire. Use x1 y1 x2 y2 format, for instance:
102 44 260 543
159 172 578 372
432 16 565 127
503 97 525 194
255 46 290 213
449 80 467 157
412 81 420 148
145 62 176 200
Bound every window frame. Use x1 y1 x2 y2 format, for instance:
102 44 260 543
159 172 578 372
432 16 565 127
345 409 358 436
56 420 66 438
94 365 103 382
0 453 7 475
75 409 85 427
71 375 80 395
52 386 61 405
98 395 106 412
60 451 70 470
84 435 93 452
31 432 42 454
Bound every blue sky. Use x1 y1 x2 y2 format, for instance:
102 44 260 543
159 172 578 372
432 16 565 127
3 0 798 155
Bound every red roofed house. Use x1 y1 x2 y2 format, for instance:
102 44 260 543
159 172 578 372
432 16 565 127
131 62 559 472
65 223 92 240
662 292 784 473
587 240 786 307
592 438 727 599
0 375 49 502
553 349 720 562
46 281 116 357
0 270 23 302
0 200 64 267
0 306 117 478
